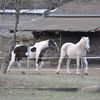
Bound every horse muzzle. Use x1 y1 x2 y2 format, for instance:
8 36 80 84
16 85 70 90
55 46 59 52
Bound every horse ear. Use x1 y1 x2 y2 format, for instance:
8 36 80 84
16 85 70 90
82 37 85 39
48 39 54 44
49 39 54 42
86 37 89 39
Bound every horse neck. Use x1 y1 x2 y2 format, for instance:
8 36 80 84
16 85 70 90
40 40 49 49
76 39 85 50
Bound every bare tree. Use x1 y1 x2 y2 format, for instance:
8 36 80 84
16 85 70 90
3 0 74 73
3 0 21 74
0 0 11 13
13 0 21 47
4 0 32 73
45 0 66 9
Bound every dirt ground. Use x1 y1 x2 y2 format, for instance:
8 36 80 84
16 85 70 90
0 64 100 100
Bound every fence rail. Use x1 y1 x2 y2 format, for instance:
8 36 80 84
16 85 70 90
0 56 100 59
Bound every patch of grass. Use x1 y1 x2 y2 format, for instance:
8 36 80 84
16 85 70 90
0 69 100 100
0 88 100 100
33 90 79 100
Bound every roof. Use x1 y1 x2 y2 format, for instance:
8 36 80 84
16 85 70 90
1 1 100 32
49 1 100 16
0 15 100 32
20 17 100 31
90 27 100 32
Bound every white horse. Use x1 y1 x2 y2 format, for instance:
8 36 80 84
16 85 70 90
56 37 90 75
7 39 59 73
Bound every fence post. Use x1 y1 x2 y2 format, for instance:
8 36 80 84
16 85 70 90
27 47 30 78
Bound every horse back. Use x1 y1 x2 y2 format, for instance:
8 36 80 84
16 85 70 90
14 46 28 53
62 43 74 51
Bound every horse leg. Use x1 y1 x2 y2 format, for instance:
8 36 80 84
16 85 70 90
35 57 43 74
39 61 44 69
35 50 42 74
35 60 44 74
36 62 40 74
66 58 71 74
76 57 80 75
83 57 88 75
7 52 15 72
16 61 26 74
7 59 15 72
35 56 41 74
56 56 64 74
16 61 21 70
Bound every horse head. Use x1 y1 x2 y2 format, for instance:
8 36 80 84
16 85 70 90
82 37 90 52
48 39 59 51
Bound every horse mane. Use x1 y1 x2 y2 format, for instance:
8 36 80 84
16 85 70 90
77 37 85 48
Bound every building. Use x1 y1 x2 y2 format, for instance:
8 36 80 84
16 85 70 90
0 1 100 58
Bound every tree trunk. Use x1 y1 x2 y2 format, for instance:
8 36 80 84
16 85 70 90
3 0 21 74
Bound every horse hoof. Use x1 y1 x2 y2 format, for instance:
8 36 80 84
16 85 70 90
7 70 10 74
21 71 26 74
76 72 80 75
56 72 59 74
76 70 80 75
68 72 71 74
85 73 88 75
7 69 10 72
67 71 71 74
37 72 40 74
